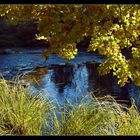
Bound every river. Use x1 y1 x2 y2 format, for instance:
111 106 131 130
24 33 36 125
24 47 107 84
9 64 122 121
0 47 140 108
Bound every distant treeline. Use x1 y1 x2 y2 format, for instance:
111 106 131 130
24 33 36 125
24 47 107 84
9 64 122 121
0 16 47 48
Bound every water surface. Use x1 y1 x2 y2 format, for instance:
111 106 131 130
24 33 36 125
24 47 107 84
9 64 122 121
0 48 140 107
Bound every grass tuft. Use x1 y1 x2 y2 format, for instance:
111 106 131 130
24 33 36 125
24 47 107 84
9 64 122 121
0 78 51 135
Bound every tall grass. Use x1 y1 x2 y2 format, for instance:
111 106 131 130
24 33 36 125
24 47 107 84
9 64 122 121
0 78 140 135
0 78 52 135
45 95 140 136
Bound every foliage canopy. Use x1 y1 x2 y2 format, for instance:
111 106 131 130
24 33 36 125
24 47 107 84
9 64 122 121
0 4 140 86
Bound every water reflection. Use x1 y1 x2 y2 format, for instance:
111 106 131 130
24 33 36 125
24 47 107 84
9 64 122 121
51 65 73 93
28 63 123 106
30 64 89 105
62 64 89 104
25 62 140 109
86 62 117 96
